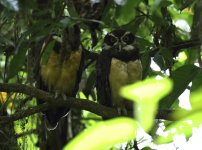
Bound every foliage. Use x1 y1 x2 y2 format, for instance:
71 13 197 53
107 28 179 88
64 117 138 150
121 77 173 132
0 0 201 149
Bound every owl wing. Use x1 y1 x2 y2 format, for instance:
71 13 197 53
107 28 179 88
96 50 112 107
36 26 84 130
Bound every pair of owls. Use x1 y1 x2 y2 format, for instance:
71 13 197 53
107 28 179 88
39 29 142 129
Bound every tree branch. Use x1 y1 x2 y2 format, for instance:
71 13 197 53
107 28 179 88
149 38 201 56
0 83 173 125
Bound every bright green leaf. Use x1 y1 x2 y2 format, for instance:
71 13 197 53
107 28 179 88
120 77 173 103
178 51 188 63
63 117 138 150
120 77 173 132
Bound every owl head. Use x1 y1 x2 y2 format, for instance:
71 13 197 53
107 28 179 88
102 29 136 52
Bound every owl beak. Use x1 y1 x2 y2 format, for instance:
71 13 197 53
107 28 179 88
118 44 122 51
114 42 123 52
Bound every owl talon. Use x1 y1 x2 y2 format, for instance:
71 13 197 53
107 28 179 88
54 92 67 101
62 94 67 100
54 92 60 99
117 107 127 116
117 108 122 115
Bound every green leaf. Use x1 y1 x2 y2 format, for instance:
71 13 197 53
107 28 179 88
191 70 202 92
41 40 55 65
150 0 172 14
141 52 151 79
63 117 138 150
115 0 140 26
153 52 166 71
160 65 201 109
120 77 173 132
0 33 14 46
101 1 118 27
150 0 172 26
186 49 199 64
121 16 146 33
8 48 27 79
153 48 173 71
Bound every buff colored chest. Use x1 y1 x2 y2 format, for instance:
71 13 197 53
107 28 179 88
40 49 82 95
109 58 142 106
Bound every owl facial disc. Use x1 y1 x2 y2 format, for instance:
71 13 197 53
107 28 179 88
102 29 136 52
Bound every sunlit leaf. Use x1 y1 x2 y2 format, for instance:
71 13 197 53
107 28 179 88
120 77 173 131
63 117 138 150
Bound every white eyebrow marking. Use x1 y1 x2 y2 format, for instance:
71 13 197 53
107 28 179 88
123 31 130 37
109 33 118 39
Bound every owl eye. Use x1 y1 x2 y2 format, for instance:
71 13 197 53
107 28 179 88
122 36 129 42
110 36 117 43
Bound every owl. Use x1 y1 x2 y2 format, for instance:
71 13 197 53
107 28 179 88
37 25 84 130
96 29 142 115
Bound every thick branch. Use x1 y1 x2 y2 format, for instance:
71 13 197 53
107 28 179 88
0 83 117 124
0 83 173 125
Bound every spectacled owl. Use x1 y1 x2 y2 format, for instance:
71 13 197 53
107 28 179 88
37 26 84 130
96 29 142 115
